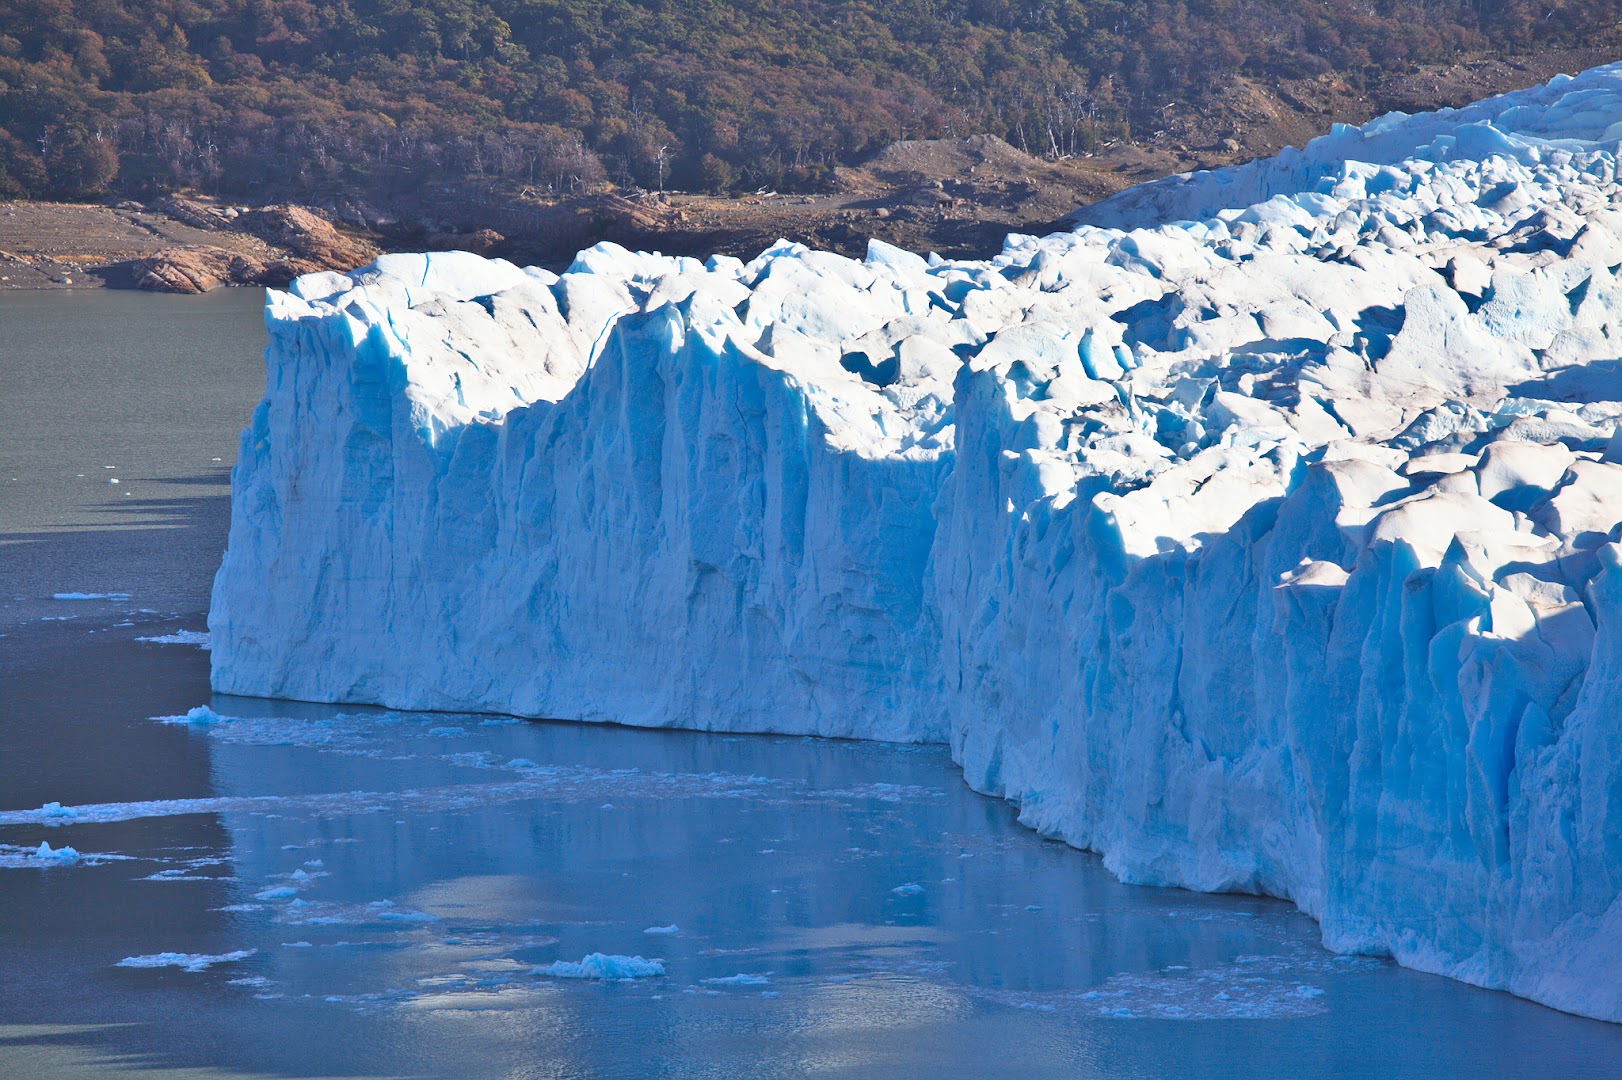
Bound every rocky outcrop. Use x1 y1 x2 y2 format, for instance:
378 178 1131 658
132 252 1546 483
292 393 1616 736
132 205 383 292
239 205 380 277
427 227 505 255
154 195 232 231
133 245 267 293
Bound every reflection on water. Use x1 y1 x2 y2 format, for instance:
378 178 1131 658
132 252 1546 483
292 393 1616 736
2 290 1621 1078
5 639 1622 1079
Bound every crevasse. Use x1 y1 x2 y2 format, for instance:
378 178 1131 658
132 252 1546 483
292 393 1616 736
213 63 1622 1021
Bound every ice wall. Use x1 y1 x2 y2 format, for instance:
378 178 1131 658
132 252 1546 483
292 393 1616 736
213 63 1622 1020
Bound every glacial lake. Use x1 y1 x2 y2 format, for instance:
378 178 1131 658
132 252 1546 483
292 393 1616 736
2 288 1620 1078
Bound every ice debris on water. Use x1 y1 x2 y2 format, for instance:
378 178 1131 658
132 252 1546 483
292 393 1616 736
255 886 299 900
534 954 666 979
115 950 257 973
703 973 771 986
53 592 130 601
0 843 106 868
36 802 78 824
643 925 679 935
210 63 1622 1020
136 630 211 649
155 706 227 725
32 841 79 863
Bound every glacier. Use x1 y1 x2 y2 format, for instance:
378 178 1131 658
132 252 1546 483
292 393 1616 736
212 64 1622 1021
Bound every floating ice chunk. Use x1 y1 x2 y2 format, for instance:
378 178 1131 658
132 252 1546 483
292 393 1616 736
255 886 299 900
115 950 257 972
33 841 78 862
136 630 211 649
534 954 666 979
154 706 227 725
0 842 132 868
52 592 130 601
35 802 78 824
891 883 924 895
643 925 679 935
703 973 770 986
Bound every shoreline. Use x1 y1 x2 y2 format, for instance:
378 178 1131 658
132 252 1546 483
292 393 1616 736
0 198 378 293
6 45 1617 294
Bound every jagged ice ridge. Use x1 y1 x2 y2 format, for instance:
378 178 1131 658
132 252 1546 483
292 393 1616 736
213 64 1622 1021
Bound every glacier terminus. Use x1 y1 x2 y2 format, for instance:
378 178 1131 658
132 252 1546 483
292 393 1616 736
212 63 1622 1022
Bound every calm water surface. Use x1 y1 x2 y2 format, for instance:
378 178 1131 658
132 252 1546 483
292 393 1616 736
2 289 1620 1079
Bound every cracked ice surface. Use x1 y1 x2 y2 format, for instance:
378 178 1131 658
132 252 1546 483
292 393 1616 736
213 63 1622 1020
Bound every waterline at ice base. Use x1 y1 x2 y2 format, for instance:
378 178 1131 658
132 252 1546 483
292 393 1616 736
211 62 1622 1021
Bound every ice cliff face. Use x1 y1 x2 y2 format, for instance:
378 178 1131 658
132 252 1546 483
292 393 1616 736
214 64 1622 1021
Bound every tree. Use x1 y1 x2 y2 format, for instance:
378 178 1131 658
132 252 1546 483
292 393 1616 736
697 152 734 194
0 129 47 197
44 126 118 196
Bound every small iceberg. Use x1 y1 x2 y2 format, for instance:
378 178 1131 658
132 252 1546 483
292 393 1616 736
155 706 228 725
534 953 665 979
136 630 211 649
33 841 79 863
36 802 79 824
115 950 257 973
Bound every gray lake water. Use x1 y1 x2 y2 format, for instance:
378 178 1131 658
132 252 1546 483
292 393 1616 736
2 288 1620 1079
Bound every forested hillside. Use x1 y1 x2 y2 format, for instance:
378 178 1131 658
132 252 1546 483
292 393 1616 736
0 0 1617 202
